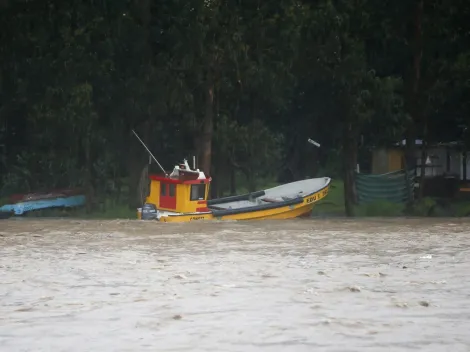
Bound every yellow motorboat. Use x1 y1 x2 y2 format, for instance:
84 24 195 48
138 158 331 223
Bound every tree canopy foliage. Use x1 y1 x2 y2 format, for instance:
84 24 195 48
0 0 469 214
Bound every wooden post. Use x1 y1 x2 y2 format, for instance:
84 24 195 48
463 150 468 182
445 147 450 173
403 155 414 204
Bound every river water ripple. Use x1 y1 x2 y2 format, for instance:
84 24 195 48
1 218 470 351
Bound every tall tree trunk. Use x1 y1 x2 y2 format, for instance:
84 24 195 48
246 172 256 193
414 0 424 200
406 0 424 201
310 146 319 178
412 0 424 111
128 154 144 209
200 76 214 180
127 123 150 209
84 127 94 213
134 0 151 55
418 119 428 199
210 165 219 199
127 0 152 209
282 137 302 182
230 168 236 195
343 123 358 217
462 151 467 182
134 0 150 27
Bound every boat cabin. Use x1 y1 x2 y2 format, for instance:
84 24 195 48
145 159 211 214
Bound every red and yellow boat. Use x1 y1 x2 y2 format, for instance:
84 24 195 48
138 159 331 223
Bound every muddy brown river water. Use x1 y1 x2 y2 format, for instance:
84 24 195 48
1 218 470 351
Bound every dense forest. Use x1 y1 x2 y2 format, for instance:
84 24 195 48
0 0 469 216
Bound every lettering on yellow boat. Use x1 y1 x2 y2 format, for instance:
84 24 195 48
306 188 328 204
189 216 205 221
306 194 318 204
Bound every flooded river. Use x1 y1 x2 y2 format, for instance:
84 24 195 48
1 218 470 351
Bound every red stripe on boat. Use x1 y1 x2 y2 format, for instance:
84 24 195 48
149 175 211 184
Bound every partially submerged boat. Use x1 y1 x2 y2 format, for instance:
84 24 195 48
138 159 331 223
0 189 86 216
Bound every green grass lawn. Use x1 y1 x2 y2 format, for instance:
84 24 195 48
312 179 410 217
311 179 346 216
7 177 470 219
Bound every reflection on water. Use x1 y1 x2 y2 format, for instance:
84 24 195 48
1 218 470 351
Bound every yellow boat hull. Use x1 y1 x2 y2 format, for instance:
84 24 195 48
158 184 329 223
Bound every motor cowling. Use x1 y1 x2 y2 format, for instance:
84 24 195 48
141 203 159 220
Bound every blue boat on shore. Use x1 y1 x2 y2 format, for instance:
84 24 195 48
0 189 86 216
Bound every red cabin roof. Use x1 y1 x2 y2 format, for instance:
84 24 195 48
149 174 211 184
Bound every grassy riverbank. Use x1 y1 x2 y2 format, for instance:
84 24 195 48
4 178 470 219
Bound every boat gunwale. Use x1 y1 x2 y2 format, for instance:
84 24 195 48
210 196 304 217
207 190 266 206
209 180 331 217
207 177 331 206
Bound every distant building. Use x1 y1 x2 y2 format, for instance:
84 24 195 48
367 139 469 199
371 140 469 181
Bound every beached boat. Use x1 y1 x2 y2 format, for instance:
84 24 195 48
138 159 331 223
0 189 86 216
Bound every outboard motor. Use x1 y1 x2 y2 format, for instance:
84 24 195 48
141 203 159 220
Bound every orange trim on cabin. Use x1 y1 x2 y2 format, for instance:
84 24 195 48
197 200 207 204
196 207 210 212
149 175 211 184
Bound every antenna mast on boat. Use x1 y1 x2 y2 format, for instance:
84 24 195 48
132 129 168 176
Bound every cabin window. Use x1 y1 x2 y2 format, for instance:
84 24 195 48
190 184 206 201
160 183 167 196
169 184 176 197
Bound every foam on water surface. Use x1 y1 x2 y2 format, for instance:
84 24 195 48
1 218 470 352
